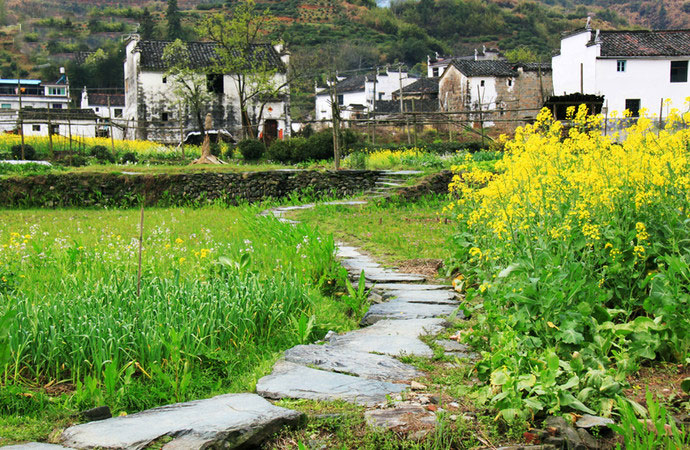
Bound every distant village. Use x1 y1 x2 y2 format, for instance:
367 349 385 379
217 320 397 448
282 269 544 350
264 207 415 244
1 20 689 144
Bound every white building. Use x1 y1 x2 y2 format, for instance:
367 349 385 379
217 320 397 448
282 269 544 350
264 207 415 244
80 89 126 140
315 68 417 123
427 46 502 78
0 76 70 111
553 27 690 116
124 36 291 143
0 108 101 138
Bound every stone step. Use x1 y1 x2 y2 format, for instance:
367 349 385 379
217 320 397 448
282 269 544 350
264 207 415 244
362 270 426 283
2 444 73 450
60 393 302 450
372 283 450 291
381 290 458 304
327 319 446 357
375 182 404 187
361 301 460 326
284 344 422 382
256 361 407 406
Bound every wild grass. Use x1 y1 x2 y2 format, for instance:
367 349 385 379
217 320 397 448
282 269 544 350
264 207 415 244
0 205 356 436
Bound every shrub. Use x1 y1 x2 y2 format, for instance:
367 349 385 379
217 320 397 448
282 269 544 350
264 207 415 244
294 130 332 162
11 144 36 160
121 152 138 164
89 145 115 163
267 139 294 163
237 139 265 161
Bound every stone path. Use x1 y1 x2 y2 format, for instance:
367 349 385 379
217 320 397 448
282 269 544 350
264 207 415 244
14 170 465 450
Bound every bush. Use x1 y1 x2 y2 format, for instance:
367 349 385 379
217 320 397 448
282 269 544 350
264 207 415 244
294 131 333 162
267 139 295 163
11 144 36 161
237 139 265 161
121 152 138 164
89 145 115 163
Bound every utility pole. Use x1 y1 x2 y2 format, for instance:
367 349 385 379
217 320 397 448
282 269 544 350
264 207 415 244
398 63 411 145
107 95 115 155
47 107 54 157
328 72 341 170
17 78 24 159
372 67 378 145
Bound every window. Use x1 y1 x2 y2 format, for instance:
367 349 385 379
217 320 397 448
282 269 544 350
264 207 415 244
32 125 40 132
161 112 169 122
507 79 513 87
207 74 223 94
47 87 66 96
162 76 167 84
95 107 100 112
1 104 10 109
378 92 384 101
432 67 439 77
480 80 485 87
114 108 123 118
50 125 59 135
337 94 344 105
625 99 641 117
670 61 688 83
617 60 626 72
52 104 63 109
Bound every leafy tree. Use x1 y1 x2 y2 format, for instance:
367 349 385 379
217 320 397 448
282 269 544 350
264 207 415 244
162 39 214 135
505 46 538 63
201 0 289 138
0 0 6 26
167 0 183 40
139 8 156 40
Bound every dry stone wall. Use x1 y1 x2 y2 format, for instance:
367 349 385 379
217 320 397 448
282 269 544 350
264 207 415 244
0 170 383 208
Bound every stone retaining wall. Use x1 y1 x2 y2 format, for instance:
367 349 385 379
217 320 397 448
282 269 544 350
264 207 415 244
0 170 383 208
394 170 453 201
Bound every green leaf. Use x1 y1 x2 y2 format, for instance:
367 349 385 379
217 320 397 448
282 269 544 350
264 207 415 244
681 377 690 394
500 408 520 422
560 375 580 391
523 397 544 411
546 351 560 372
560 328 584 344
517 374 536 391
491 370 509 386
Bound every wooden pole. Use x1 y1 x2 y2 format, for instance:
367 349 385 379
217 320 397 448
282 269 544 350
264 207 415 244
179 105 185 159
137 203 144 298
67 109 73 164
108 95 115 156
477 85 485 147
17 79 24 160
47 107 54 157
412 98 418 147
372 67 377 146
580 63 584 94
659 97 664 133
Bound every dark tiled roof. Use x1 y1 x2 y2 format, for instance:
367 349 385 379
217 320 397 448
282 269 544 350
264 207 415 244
334 74 367 94
394 77 439 96
594 30 690 57
87 93 125 107
135 40 286 72
375 98 439 113
515 62 552 72
20 108 99 121
449 60 517 77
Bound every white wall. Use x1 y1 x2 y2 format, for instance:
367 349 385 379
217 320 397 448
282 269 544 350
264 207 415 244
552 30 599 96
596 58 690 114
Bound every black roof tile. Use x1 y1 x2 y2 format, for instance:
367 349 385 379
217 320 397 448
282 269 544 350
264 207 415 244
394 77 439 96
594 30 690 57
135 40 286 72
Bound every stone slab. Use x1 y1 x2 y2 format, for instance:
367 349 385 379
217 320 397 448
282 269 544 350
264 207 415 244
284 344 422 382
365 404 437 431
383 290 458 304
336 245 364 259
383 170 423 175
323 200 368 206
2 445 73 450
363 270 425 283
361 302 459 325
374 283 450 291
60 393 302 450
328 319 446 357
434 340 470 352
341 258 381 272
256 361 406 406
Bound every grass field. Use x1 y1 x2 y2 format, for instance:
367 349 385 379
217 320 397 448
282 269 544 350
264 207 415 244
0 205 358 443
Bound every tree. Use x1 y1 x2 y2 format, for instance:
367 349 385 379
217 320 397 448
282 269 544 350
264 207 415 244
166 0 183 40
200 0 288 138
139 8 156 40
505 46 538 63
162 39 214 136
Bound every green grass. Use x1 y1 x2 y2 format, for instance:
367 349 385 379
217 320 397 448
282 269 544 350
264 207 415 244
291 196 454 267
0 205 358 443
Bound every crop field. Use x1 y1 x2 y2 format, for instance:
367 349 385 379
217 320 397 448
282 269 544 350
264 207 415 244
0 205 356 442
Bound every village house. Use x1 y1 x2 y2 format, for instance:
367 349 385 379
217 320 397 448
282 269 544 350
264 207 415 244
314 68 417 124
124 35 291 143
438 59 552 130
0 74 70 111
552 26 690 117
0 108 101 139
427 46 502 78
80 89 126 139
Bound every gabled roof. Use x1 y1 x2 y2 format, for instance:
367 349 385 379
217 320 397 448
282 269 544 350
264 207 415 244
134 40 286 73
19 108 99 121
394 77 439 96
333 74 367 94
592 30 690 57
449 60 517 77
515 62 552 72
